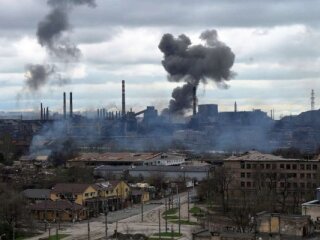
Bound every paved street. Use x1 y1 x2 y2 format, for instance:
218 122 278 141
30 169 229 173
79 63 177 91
26 191 200 240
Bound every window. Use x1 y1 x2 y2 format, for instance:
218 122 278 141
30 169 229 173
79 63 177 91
266 164 270 169
307 173 311 179
300 173 305 178
280 182 284 188
85 193 89 197
241 163 245 169
306 164 311 170
292 164 297 170
241 182 245 188
313 165 317 170
260 164 264 169
241 173 245 178
247 173 251 178
280 164 284 169
300 183 305 188
293 182 298 188
313 174 317 179
246 164 251 169
300 164 305 170
247 182 251 187
286 164 291 170
307 182 312 188
272 164 276 170
292 173 297 178
253 164 257 169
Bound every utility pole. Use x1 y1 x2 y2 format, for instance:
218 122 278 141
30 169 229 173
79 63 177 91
44 199 48 231
178 196 181 234
165 198 168 233
158 209 161 240
87 209 90 240
187 190 190 221
141 199 144 222
55 201 58 240
171 225 174 240
105 202 108 240
12 221 15 240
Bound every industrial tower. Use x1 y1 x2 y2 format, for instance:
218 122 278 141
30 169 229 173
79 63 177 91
311 89 315 111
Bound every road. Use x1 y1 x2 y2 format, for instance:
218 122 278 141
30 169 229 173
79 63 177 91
26 191 199 240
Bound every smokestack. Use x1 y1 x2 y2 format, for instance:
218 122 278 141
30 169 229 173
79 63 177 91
63 92 66 119
70 92 73 118
40 103 43 120
234 101 237 112
122 80 126 117
46 107 49 120
193 86 197 116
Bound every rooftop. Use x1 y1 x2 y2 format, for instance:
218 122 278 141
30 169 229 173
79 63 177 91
29 200 83 211
68 152 161 163
226 151 301 162
22 189 51 199
51 183 95 194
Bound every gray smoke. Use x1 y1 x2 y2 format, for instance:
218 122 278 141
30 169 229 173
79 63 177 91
24 0 96 91
159 30 235 115
25 64 56 91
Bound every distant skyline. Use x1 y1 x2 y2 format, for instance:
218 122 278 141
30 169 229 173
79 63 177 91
1 0 320 119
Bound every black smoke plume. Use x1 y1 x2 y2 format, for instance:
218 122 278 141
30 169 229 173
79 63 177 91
159 29 235 115
24 0 96 91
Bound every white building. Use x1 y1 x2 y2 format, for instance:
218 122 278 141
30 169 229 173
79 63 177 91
143 153 185 166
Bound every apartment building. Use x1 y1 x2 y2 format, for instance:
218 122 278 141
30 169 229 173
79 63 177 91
224 151 320 196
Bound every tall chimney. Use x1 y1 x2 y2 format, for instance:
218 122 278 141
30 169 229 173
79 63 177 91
193 86 197 116
122 80 126 117
40 103 43 120
63 92 66 119
234 101 237 112
46 107 49 120
70 92 73 118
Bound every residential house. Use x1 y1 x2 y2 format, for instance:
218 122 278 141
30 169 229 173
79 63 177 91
30 199 87 222
22 188 51 203
50 183 98 206
94 180 130 211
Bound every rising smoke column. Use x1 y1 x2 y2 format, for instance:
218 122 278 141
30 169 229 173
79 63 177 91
159 29 235 115
24 0 96 91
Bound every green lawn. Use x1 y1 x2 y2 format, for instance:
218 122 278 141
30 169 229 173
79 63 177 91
46 234 69 240
162 208 178 216
189 206 205 217
169 219 198 225
149 231 182 239
162 215 178 220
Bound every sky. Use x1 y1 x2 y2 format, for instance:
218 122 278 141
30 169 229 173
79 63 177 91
1 0 320 119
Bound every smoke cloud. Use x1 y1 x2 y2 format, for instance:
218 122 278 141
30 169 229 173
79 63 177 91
159 29 235 115
24 0 96 91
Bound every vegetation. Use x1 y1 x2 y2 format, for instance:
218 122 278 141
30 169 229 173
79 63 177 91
189 206 205 217
162 208 178 216
0 184 34 239
153 232 182 237
47 234 69 240
169 219 198 225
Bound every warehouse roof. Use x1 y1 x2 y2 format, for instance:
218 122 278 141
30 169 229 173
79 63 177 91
68 152 161 163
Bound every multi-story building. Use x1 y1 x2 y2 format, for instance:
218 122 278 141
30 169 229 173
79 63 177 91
224 151 320 200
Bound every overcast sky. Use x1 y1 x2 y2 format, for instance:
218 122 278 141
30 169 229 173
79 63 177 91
1 0 320 118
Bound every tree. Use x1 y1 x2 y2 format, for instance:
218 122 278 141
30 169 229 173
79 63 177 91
199 166 234 212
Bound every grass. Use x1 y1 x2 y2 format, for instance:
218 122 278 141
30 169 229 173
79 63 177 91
189 206 205 217
149 232 182 239
162 215 178 220
162 208 178 216
44 234 69 240
169 219 199 225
